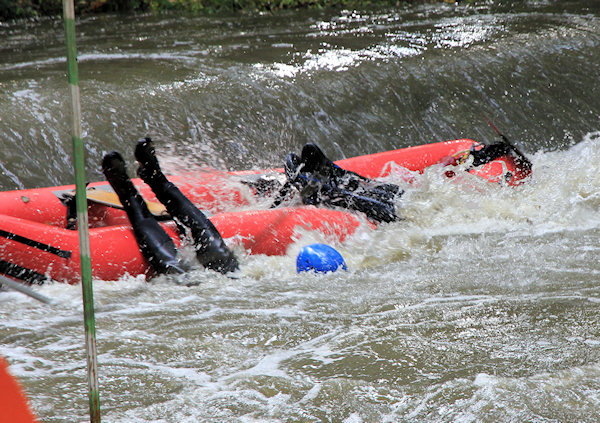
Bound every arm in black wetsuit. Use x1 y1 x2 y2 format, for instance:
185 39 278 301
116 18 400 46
280 143 403 223
470 141 532 173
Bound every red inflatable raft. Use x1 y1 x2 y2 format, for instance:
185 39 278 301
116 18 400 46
0 139 529 284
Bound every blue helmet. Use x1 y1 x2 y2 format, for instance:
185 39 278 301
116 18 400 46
296 243 347 274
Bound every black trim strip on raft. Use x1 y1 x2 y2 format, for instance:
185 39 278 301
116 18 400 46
0 229 72 259
0 260 51 285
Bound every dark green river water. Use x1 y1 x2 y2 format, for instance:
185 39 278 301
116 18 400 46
1 0 600 421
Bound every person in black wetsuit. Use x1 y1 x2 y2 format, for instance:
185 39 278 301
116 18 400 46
271 139 532 224
274 143 403 223
102 138 238 276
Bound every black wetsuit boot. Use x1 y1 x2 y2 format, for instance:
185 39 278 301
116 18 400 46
134 138 239 274
101 151 184 275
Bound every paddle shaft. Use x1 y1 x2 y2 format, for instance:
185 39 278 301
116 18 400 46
0 276 54 305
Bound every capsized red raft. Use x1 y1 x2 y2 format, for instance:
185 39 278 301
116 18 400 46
0 139 529 284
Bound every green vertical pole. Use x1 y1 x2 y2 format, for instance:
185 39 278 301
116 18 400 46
62 1 101 422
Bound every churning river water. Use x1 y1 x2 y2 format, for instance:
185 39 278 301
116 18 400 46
1 0 600 421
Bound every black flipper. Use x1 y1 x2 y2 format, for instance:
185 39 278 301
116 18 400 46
135 138 239 274
101 151 184 275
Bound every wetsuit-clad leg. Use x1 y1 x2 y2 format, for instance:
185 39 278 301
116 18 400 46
102 151 184 275
134 138 238 274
